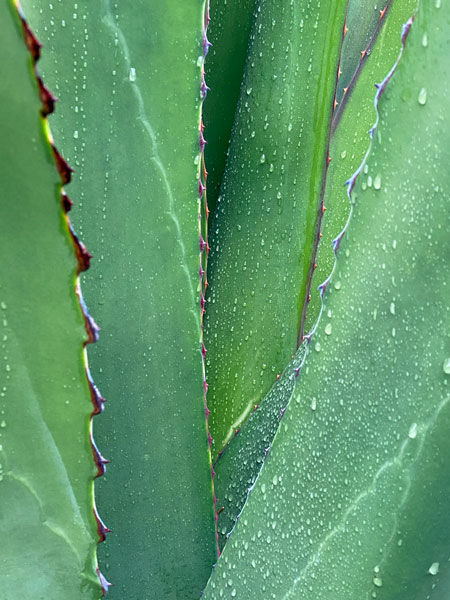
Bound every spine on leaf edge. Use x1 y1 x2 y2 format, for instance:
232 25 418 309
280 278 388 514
13 1 110 593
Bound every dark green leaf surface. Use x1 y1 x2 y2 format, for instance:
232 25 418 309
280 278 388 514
204 2 450 597
20 1 217 597
0 3 101 598
213 0 417 545
205 0 347 457
204 0 257 216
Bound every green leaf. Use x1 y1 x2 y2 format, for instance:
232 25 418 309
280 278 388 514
304 0 417 333
213 0 417 547
204 0 257 216
0 3 101 597
204 2 450 597
205 0 348 457
20 1 217 597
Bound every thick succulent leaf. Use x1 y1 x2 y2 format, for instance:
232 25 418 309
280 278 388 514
204 3 450 597
0 4 101 597
205 0 347 457
20 1 217 597
304 0 417 334
213 0 417 546
203 0 257 216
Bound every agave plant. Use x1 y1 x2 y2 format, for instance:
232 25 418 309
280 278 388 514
1 0 449 598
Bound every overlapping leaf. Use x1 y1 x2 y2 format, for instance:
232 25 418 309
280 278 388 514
204 0 348 457
0 3 101 597
204 2 450 597
212 0 417 547
20 1 217 597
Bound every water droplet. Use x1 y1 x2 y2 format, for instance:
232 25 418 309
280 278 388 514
260 154 266 164
73 130 79 139
272 474 278 486
246 87 252 95
0 302 6 310
129 67 136 82
334 280 341 290
418 87 427 105
311 397 317 411
443 358 450 375
390 302 395 315
325 323 332 335
0 421 5 429
196 56 203 67
373 577 383 588
435 0 441 7
428 562 439 575
422 33 428 47
408 423 418 439
373 174 381 190
314 342 321 352
341 150 347 159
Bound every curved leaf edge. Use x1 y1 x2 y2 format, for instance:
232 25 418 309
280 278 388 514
212 4 417 559
12 0 109 593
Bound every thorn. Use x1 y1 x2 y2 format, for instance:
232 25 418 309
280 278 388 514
96 569 112 595
276 374 280 380
217 506 224 515
343 86 348 96
338 66 342 79
203 380 209 393
52 147 73 184
361 48 367 59
313 263 317 269
343 22 348 37
61 192 73 212
319 232 323 238
308 295 311 302
201 342 207 357
327 154 331 166
322 205 327 213
379 6 387 19
333 98 338 110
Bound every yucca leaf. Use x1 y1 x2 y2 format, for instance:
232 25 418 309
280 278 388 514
204 0 257 216
205 0 348 457
20 1 217 597
212 0 417 547
0 3 101 597
204 2 450 597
